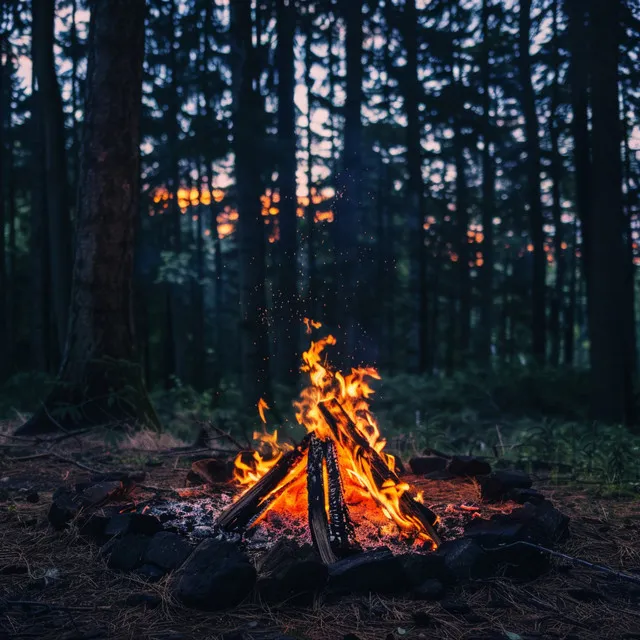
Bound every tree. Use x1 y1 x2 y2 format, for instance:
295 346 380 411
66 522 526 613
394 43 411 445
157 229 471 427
32 0 72 357
587 0 634 425
17 0 159 435
230 0 272 408
518 0 546 364
274 0 299 388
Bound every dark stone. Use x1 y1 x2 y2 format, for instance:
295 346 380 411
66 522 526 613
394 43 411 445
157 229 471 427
125 592 162 608
90 471 145 484
77 480 125 507
25 490 40 503
190 458 234 485
106 534 151 571
411 611 438 627
145 532 193 571
447 456 492 478
48 488 81 530
328 549 408 594
172 539 256 610
424 470 456 480
436 538 492 581
137 563 167 582
413 578 445 600
520 500 569 545
479 470 532 502
506 488 545 505
409 456 448 475
78 514 111 540
398 552 446 587
257 540 327 601
464 518 524 547
104 513 163 537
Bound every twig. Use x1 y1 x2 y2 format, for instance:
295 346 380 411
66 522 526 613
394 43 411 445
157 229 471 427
7 451 106 475
485 540 640 586
206 421 245 452
1 599 113 613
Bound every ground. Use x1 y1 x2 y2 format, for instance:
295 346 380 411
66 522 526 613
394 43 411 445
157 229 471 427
1 424 640 640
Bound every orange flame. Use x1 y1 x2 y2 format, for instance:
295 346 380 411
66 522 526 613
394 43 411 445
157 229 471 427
232 323 437 548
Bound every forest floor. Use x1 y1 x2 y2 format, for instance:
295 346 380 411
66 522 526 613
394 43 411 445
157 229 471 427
1 421 640 640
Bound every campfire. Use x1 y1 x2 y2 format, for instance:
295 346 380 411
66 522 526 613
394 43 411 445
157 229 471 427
216 321 441 563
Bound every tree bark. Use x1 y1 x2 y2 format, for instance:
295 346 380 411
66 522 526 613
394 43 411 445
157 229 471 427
231 0 272 407
32 0 72 356
403 0 429 373
587 0 634 425
275 0 299 388
17 0 159 435
518 0 546 364
479 0 496 365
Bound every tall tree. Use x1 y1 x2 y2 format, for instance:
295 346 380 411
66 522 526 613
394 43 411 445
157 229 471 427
402 0 429 372
32 0 72 356
231 0 272 407
478 0 496 365
518 0 546 363
275 0 299 387
587 0 634 425
17 0 158 435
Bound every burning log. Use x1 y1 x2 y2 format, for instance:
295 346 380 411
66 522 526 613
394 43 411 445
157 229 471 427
307 434 337 564
318 399 441 548
217 435 311 532
322 438 357 554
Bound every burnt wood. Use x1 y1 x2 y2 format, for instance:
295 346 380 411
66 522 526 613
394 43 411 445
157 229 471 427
217 434 311 531
322 438 357 554
307 434 337 564
318 400 441 547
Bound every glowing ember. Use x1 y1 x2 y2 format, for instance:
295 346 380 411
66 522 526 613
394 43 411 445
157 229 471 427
228 321 440 550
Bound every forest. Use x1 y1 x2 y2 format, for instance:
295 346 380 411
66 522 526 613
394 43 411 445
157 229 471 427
1 1 640 639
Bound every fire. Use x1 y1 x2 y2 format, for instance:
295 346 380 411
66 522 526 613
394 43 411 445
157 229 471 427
231 321 438 548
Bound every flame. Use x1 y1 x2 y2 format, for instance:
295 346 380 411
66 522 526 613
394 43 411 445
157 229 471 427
232 322 438 548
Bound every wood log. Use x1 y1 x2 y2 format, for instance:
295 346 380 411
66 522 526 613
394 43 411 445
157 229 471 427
217 434 311 531
318 400 441 547
322 438 357 553
307 434 337 564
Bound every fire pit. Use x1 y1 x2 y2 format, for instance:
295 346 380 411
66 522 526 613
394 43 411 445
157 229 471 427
43 323 571 611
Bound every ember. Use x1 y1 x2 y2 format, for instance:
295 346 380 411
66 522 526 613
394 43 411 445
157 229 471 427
216 321 440 560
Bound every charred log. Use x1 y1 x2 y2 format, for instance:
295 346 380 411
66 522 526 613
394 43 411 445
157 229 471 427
318 400 441 547
217 435 311 532
307 434 337 565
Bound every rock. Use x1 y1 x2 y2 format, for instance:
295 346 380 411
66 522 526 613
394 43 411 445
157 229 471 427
398 552 446 587
48 488 81 530
104 513 163 537
413 578 445 600
189 458 234 485
506 488 545 505
411 611 438 627
106 534 151 571
125 592 162 608
464 518 524 547
77 480 125 507
137 563 167 582
257 540 327 601
145 532 193 571
78 513 111 540
424 470 456 480
447 456 492 478
329 549 408 594
519 500 570 546
24 489 40 503
478 470 532 502
409 456 448 475
172 540 256 610
436 538 492 581
440 598 471 615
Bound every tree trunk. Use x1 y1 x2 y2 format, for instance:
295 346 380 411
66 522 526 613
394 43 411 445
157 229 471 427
549 0 565 367
333 0 364 360
17 0 159 435
275 0 299 388
231 0 272 407
403 0 429 373
518 0 546 364
587 0 634 426
32 0 72 357
479 0 495 365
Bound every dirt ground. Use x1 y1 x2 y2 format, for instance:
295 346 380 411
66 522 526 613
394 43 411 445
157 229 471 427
1 427 640 640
